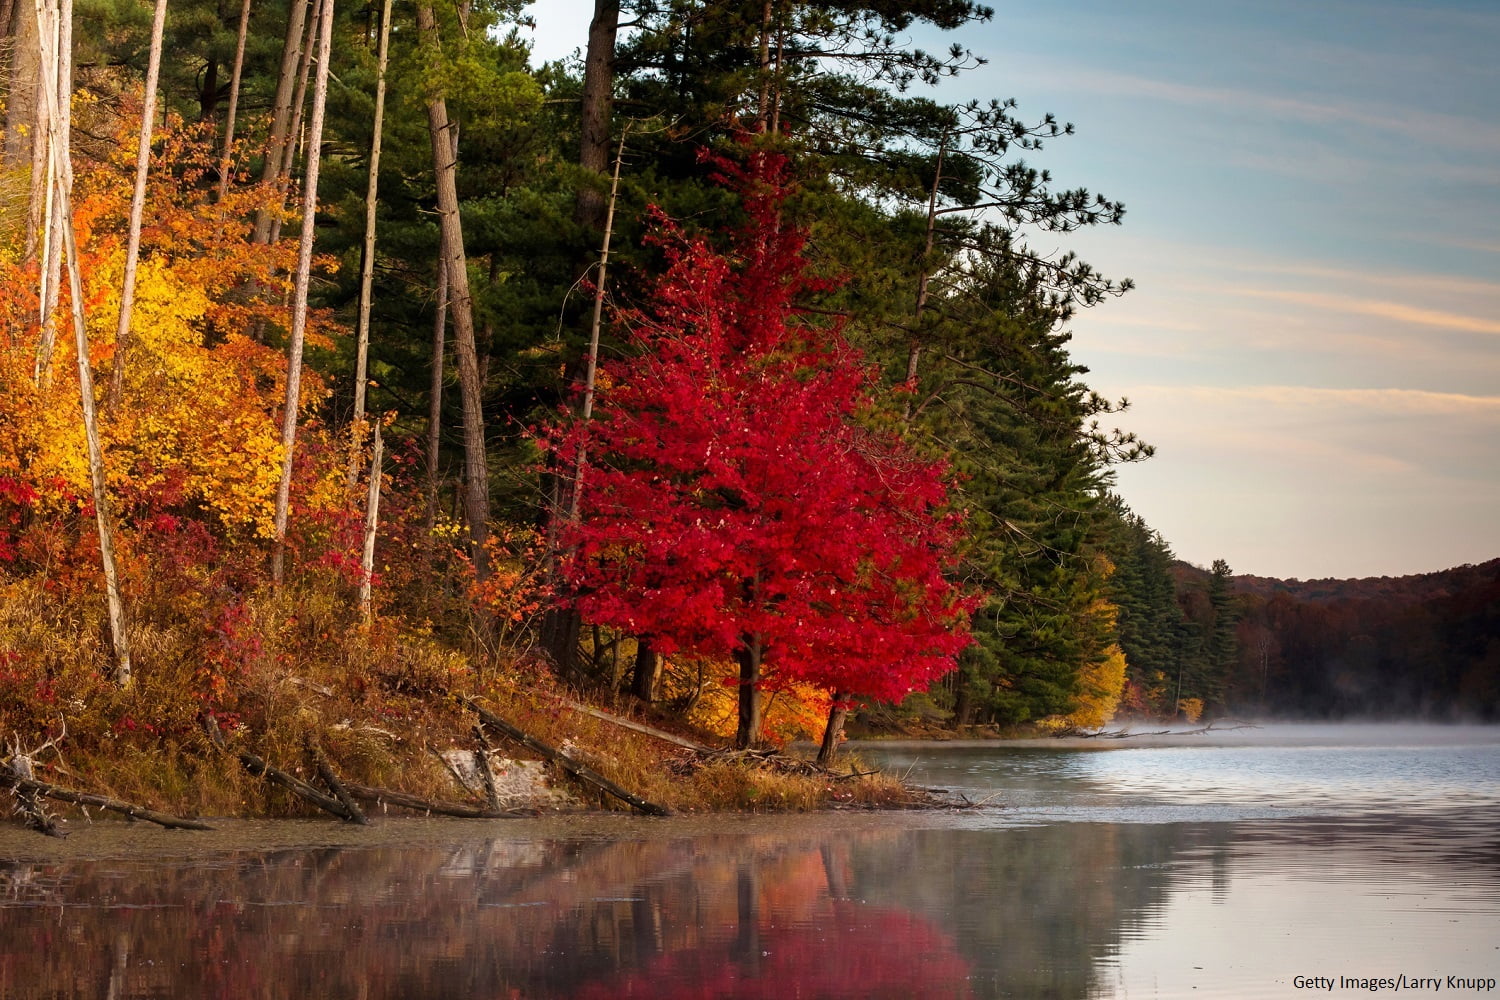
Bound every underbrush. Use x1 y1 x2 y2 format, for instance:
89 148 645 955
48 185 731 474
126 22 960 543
0 571 908 822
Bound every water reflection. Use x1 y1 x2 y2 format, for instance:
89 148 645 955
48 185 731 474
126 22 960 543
3 729 1498 999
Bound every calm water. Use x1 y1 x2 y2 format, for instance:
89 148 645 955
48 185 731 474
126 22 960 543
2 724 1497 999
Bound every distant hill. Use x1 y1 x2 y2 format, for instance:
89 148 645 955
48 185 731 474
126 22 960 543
1172 558 1500 720
1226 558 1500 606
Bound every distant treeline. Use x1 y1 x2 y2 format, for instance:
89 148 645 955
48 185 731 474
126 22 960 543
1086 523 1499 723
1222 559 1500 720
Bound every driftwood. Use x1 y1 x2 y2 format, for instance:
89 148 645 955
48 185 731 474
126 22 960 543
2 757 66 837
463 697 671 817
1 760 212 831
203 718 362 823
343 783 529 819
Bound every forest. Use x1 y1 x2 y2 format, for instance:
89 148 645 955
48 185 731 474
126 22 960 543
0 0 1491 821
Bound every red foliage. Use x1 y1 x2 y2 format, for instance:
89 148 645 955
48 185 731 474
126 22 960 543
549 146 973 706
567 902 974 999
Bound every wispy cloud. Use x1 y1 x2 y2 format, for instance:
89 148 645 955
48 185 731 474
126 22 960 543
1125 384 1500 416
1232 289 1500 337
1033 67 1500 156
1226 262 1500 301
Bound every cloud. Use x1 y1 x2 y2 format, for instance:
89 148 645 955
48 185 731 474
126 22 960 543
1027 67 1500 157
1130 384 1500 417
1232 289 1500 337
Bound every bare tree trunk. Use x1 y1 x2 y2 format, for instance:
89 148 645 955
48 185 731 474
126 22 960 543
347 0 393 485
270 0 334 585
36 0 131 684
423 254 446 537
566 125 627 524
215 0 253 201
358 421 382 623
32 0 66 384
251 0 309 243
416 0 488 580
266 5 317 245
106 0 168 413
902 136 946 419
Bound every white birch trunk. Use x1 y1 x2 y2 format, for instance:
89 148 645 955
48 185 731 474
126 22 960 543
106 0 167 412
270 0 334 584
35 0 131 683
347 0 393 485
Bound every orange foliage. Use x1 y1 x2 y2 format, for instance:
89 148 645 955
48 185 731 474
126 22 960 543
0 98 343 540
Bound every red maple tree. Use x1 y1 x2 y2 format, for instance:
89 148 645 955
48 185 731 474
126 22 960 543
551 148 972 748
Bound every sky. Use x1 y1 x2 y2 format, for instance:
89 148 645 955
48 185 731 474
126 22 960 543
521 0 1500 581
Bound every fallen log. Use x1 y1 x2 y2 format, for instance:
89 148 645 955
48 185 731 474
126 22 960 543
202 717 362 823
462 697 671 817
554 697 712 752
343 783 529 819
307 738 368 826
1 762 211 831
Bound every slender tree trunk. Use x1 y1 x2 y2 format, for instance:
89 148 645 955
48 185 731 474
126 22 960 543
755 0 771 131
106 0 168 413
347 0 393 484
903 136 946 418
251 0 309 243
816 692 850 767
423 253 446 537
566 124 627 523
358 421 382 623
270 0 334 585
215 0 253 200
36 0 131 684
735 633 764 749
267 5 317 244
416 0 488 579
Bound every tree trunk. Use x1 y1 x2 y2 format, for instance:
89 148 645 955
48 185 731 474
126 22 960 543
903 136 946 419
35 0 132 684
734 634 764 749
816 692 850 767
347 0 393 484
358 421 382 623
423 253 446 537
215 0 253 200
4 0 39 253
573 0 618 232
270 0 334 585
197 54 218 120
417 0 489 580
251 0 309 243
266 4 318 244
106 0 168 413
32 0 67 384
630 639 659 703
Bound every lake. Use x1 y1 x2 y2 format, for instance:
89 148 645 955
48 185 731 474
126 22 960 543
1 723 1497 998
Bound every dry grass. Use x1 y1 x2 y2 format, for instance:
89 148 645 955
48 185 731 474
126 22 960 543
1 573 919 822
